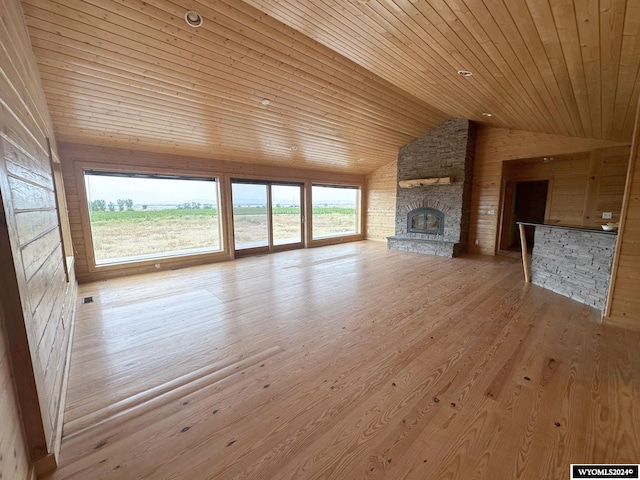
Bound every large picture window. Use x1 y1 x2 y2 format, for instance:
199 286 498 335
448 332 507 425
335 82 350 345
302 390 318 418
84 170 222 264
311 184 360 239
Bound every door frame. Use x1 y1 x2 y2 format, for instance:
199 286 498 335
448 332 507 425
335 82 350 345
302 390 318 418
231 179 304 257
499 178 553 253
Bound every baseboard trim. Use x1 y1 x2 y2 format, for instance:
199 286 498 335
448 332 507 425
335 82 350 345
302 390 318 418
603 314 640 330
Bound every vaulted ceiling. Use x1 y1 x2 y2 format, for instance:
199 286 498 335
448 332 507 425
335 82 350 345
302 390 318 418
21 0 640 174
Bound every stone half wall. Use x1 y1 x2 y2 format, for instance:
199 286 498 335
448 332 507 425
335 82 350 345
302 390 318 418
388 118 476 257
531 226 616 312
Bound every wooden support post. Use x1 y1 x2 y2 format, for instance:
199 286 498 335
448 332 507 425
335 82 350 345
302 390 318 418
518 223 531 283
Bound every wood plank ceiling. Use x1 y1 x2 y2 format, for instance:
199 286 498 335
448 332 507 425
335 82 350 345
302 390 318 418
20 0 640 174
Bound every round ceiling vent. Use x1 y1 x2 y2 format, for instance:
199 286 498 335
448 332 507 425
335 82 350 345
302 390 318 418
185 11 204 28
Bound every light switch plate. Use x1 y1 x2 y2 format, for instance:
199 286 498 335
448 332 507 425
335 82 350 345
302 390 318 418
602 212 613 219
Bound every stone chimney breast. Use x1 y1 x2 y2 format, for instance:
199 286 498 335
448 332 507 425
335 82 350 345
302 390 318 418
387 118 476 257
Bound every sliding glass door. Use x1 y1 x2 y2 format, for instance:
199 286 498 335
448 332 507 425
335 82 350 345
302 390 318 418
232 183 269 250
272 184 303 246
232 180 303 255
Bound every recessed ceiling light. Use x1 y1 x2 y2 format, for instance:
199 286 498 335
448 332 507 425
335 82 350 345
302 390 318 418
261 99 270 105
358 0 371 4
542 157 554 163
358 158 365 163
184 11 203 28
290 146 298 151
457 70 473 77
482 112 493 117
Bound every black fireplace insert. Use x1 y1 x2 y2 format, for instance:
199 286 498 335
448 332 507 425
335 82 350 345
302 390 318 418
407 208 444 235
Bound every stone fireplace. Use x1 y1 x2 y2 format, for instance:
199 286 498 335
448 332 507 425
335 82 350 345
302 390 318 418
387 118 476 257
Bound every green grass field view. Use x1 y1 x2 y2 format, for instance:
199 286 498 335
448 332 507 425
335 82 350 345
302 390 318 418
89 206 357 262
89 206 356 221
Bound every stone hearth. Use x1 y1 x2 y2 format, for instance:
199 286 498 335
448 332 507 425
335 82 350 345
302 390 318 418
387 118 476 257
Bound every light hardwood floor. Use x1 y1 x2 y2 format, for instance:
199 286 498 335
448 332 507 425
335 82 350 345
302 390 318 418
45 241 640 480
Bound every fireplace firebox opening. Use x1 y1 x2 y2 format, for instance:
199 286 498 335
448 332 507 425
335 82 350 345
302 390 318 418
407 208 444 235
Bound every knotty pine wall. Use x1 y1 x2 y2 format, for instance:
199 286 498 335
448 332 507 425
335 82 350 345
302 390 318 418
59 142 366 283
606 101 640 328
0 0 77 472
365 160 396 241
0 314 31 480
469 126 629 255
596 147 632 224
501 146 630 228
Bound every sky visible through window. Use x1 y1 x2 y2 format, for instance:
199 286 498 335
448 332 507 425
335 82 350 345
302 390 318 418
85 174 358 207
84 175 218 207
311 185 358 207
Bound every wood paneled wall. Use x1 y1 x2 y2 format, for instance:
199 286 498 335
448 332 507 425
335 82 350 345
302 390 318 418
0 314 31 480
606 101 640 328
596 147 632 224
501 147 629 229
502 152 591 227
0 0 77 472
470 126 629 255
365 160 397 241
59 142 366 283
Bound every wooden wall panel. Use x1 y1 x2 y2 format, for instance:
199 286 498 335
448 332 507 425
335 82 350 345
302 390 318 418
606 101 640 327
0 319 31 480
0 0 77 470
503 152 589 225
597 146 631 221
59 142 365 282
498 147 629 252
469 126 629 255
365 160 397 241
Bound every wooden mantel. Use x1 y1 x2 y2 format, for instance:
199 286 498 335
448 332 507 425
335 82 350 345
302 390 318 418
398 176 453 188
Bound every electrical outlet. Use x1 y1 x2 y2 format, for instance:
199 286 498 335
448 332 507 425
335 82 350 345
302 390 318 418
475 239 480 246
602 212 613 219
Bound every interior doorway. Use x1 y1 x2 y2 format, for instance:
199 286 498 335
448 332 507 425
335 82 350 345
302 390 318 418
231 180 304 256
500 180 549 251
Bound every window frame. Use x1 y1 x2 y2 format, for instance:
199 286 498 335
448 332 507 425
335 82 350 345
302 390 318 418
230 178 305 255
47 139 74 282
78 163 229 272
309 183 364 244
